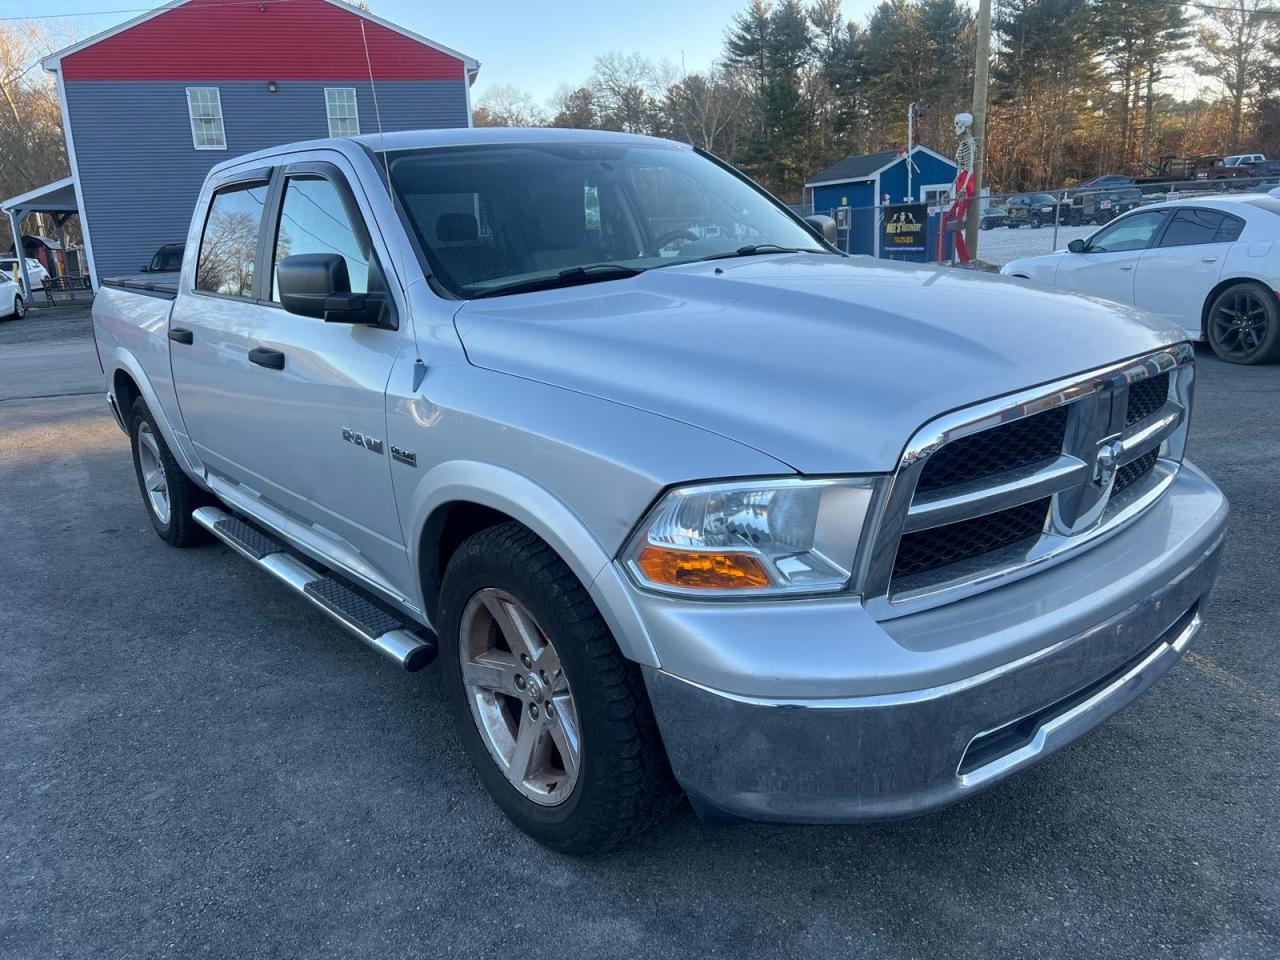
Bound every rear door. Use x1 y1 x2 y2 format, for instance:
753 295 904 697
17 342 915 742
1054 209 1169 306
170 168 274 488
1134 208 1240 337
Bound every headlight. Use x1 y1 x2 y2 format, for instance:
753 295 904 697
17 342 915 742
622 477 879 597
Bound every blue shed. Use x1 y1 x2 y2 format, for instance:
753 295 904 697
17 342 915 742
805 145 957 260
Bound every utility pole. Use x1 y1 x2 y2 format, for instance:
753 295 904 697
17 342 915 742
965 0 992 260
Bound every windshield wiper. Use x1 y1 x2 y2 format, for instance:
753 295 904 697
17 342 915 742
698 244 825 263
469 263 645 300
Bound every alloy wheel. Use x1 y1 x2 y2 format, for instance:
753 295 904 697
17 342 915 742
135 421 171 525
458 587 582 806
1211 289 1271 361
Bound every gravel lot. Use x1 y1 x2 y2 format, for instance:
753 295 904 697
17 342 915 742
2 306 1277 959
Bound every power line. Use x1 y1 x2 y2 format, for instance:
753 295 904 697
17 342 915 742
0 0 298 23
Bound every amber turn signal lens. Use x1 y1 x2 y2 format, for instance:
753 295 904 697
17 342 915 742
635 546 771 589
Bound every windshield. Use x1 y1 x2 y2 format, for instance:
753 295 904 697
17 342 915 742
383 141 829 298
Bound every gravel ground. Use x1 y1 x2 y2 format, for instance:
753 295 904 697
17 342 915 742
1 308 1277 959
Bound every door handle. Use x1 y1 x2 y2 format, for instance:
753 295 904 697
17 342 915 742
248 346 285 370
168 327 193 345
1201 257 1218 263
1120 265 1133 271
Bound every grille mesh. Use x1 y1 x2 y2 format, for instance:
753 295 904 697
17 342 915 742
1125 372 1169 426
916 406 1068 493
1113 448 1159 496
892 498 1051 580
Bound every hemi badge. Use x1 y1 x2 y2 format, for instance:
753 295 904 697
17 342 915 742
391 445 417 467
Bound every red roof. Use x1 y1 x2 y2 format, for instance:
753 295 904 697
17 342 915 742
56 0 473 83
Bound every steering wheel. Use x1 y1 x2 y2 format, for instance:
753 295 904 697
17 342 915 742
644 228 700 257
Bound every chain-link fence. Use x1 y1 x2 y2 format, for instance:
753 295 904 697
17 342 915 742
793 173 1280 268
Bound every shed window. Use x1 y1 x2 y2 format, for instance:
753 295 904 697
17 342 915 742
325 88 360 137
186 87 226 150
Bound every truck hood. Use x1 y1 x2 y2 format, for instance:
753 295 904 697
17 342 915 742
453 254 1184 474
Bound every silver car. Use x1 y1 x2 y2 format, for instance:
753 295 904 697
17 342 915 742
93 129 1228 853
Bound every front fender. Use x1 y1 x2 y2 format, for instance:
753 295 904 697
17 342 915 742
406 460 659 667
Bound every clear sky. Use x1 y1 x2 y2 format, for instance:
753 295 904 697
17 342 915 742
39 0 884 104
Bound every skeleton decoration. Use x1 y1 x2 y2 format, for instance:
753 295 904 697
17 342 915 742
941 111 976 264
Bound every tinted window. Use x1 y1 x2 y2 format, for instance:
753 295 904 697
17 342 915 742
1217 215 1245 242
271 175 370 301
1160 209 1226 247
195 182 268 297
1088 211 1166 252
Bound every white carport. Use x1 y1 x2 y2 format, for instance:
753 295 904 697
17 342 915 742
1 177 82 299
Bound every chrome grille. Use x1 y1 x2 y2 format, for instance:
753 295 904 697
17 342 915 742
863 345 1193 618
916 406 1068 493
1126 371 1169 426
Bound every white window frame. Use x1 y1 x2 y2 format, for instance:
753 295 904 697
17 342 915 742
186 87 226 150
324 87 360 137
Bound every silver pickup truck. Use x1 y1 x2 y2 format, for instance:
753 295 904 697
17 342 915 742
93 128 1227 853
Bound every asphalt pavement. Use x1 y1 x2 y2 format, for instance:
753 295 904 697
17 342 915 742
1 307 1277 959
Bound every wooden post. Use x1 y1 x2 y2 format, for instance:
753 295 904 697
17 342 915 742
965 0 992 260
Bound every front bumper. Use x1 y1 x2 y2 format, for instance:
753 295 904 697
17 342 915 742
638 465 1227 823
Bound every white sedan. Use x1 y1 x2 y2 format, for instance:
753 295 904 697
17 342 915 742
1001 195 1280 364
0 277 25 320
0 256 50 290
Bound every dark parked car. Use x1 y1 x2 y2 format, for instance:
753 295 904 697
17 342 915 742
1065 176 1142 224
141 243 184 273
1004 192 1060 228
979 202 1008 230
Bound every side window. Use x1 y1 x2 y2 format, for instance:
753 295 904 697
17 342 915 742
1160 209 1227 247
1088 211 1166 253
272 175 371 302
325 88 360 137
195 181 268 297
186 87 226 150
1217 214 1245 243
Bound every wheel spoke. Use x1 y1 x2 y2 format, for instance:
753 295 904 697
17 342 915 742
462 650 516 693
548 694 581 780
483 592 544 662
508 712 544 782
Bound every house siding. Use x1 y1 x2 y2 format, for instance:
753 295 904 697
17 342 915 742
66 79 468 279
59 0 466 81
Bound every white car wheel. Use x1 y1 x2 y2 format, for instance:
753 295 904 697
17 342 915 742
12 294 24 319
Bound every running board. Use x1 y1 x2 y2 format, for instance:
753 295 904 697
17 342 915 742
192 506 437 672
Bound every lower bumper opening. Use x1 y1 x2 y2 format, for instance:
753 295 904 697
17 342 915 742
957 601 1200 777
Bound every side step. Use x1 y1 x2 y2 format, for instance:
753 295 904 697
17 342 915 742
193 506 437 672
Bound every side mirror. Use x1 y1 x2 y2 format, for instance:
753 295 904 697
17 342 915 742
805 214 839 244
277 253 384 326
1067 239 1088 253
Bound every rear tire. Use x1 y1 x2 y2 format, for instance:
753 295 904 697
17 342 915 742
128 397 211 546
438 521 680 854
1206 282 1280 364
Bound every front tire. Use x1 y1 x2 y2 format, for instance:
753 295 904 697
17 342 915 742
1207 282 1280 364
438 522 679 854
11 294 23 319
128 397 211 546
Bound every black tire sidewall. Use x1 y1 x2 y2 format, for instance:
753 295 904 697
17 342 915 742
1208 282 1280 364
13 295 23 319
437 528 657 851
129 401 177 540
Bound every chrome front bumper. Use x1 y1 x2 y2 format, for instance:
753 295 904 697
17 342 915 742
640 468 1227 823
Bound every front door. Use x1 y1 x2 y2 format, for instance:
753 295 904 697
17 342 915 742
239 160 411 594
1055 209 1169 307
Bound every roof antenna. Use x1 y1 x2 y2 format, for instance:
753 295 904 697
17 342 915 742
360 19 422 373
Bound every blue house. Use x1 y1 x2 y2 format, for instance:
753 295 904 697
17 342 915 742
5 0 478 291
805 146 957 259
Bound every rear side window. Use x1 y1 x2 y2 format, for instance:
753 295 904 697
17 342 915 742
1216 214 1245 242
271 175 371 301
195 181 268 298
1160 209 1227 247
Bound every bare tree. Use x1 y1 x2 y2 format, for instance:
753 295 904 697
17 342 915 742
1195 0 1279 151
472 84 547 127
